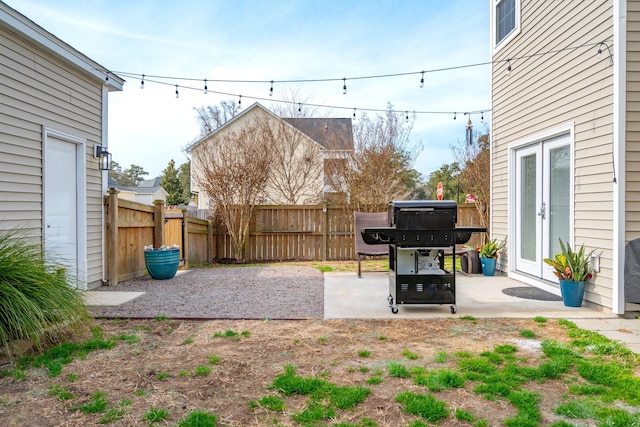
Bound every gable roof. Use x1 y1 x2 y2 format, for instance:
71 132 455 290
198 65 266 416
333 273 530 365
0 1 124 91
186 102 354 152
283 118 354 150
108 177 167 195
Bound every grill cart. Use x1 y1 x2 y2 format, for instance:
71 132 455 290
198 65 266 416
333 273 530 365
361 200 485 314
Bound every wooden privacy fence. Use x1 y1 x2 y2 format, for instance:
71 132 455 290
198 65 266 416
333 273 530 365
104 189 212 285
213 204 485 261
105 191 484 285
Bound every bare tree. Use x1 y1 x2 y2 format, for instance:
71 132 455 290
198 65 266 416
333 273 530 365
193 121 274 261
452 127 490 231
257 114 324 204
194 100 241 137
325 103 421 212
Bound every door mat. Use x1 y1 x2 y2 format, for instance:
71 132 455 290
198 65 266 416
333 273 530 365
502 286 562 301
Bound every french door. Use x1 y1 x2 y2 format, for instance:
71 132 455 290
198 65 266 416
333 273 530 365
514 135 571 282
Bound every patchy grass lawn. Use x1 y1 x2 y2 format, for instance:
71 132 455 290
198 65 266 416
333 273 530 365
1 317 638 426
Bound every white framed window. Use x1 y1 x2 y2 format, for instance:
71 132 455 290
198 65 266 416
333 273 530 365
492 0 521 52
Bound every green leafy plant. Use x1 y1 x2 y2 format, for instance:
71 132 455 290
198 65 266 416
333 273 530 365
395 391 449 422
49 384 76 400
178 410 219 427
71 391 109 414
543 239 594 281
142 407 169 424
478 238 506 259
0 230 90 354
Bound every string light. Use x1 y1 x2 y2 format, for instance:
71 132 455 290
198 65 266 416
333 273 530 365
108 39 609 92
420 71 424 88
405 111 409 121
353 108 356 119
175 84 179 98
507 59 512 74
203 79 208 94
269 80 274 96
453 112 457 120
124 74 489 117
140 74 144 89
342 78 347 95
298 102 302 114
481 111 484 121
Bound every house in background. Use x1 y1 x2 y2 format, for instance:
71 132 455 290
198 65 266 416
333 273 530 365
490 0 639 314
0 1 124 290
188 102 354 209
108 177 168 205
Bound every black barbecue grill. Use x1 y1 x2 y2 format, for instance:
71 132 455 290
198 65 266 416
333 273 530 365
361 200 485 314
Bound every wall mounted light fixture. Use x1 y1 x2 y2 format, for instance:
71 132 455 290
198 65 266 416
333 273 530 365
94 145 112 170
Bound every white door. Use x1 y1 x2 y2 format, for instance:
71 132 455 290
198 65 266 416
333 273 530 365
514 135 571 282
44 137 79 285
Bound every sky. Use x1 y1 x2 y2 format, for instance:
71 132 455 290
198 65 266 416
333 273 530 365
8 0 491 179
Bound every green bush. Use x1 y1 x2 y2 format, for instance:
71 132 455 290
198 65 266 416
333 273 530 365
0 230 89 354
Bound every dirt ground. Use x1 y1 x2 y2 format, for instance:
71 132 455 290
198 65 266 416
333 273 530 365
0 317 584 426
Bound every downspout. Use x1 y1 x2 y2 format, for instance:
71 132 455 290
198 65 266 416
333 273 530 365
612 0 626 315
101 85 109 285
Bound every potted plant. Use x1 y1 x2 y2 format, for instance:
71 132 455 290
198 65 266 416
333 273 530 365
478 238 506 276
543 239 593 307
144 244 181 280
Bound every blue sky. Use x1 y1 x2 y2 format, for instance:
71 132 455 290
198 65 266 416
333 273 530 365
9 0 490 179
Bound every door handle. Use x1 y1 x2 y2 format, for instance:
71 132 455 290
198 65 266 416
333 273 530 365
537 202 546 220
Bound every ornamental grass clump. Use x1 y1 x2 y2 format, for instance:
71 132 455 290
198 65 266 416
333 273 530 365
0 230 89 355
543 239 594 281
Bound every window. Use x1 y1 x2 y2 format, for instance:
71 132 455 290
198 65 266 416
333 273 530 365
493 0 520 50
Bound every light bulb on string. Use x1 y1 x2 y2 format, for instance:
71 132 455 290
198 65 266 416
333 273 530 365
453 112 457 120
420 71 424 88
269 80 274 96
405 111 409 122
507 59 512 74
238 95 242 108
204 79 208 94
298 103 302 114
353 108 356 120
481 111 484 121
342 78 347 95
140 74 144 89
175 85 179 99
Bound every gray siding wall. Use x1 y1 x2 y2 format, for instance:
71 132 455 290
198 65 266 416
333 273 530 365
491 0 614 308
0 25 105 287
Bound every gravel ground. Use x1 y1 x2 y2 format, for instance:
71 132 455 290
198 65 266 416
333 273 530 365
88 266 324 319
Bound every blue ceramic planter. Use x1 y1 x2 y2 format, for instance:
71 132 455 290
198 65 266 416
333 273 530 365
480 257 497 276
144 248 180 280
559 279 586 307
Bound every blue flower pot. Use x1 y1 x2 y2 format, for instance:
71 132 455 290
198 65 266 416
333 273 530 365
559 280 586 307
144 248 180 280
480 257 497 276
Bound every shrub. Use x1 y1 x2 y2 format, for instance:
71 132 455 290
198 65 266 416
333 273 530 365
0 230 89 355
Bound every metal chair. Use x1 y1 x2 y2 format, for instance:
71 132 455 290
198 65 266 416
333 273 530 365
354 211 389 278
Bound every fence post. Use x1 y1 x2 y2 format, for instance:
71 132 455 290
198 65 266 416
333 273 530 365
207 219 214 262
322 204 328 261
182 209 189 269
153 200 165 248
106 188 119 286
